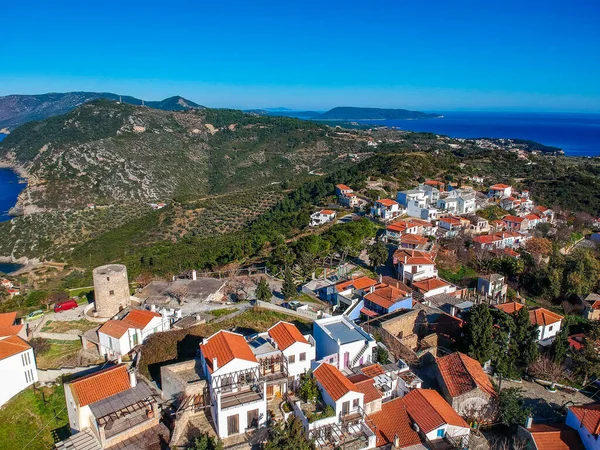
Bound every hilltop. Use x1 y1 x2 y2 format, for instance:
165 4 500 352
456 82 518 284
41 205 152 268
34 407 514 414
0 92 203 130
246 106 441 121
0 99 363 212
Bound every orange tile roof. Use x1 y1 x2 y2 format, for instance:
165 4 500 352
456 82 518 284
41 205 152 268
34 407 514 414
494 302 524 314
404 389 468 433
490 183 511 190
503 215 525 223
361 364 385 378
437 352 496 398
387 222 408 233
360 307 378 317
336 184 352 191
400 234 428 244
364 285 409 310
473 234 501 244
200 330 257 373
525 213 541 220
0 312 17 327
354 379 382 403
69 364 131 406
268 321 308 350
0 335 31 361
527 423 584 450
335 276 378 292
570 403 600 436
529 307 563 326
394 249 433 264
0 325 24 337
98 320 131 339
314 363 359 401
376 198 399 207
319 209 336 215
122 309 161 329
440 216 462 226
425 180 444 187
370 397 423 448
404 256 436 265
412 278 451 292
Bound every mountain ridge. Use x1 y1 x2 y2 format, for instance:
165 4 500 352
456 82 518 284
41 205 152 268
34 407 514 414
0 92 204 130
245 106 441 121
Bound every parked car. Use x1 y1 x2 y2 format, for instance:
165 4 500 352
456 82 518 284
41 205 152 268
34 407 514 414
26 310 44 321
54 299 78 313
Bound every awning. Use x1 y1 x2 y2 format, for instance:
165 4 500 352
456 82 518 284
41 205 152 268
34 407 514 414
360 307 378 318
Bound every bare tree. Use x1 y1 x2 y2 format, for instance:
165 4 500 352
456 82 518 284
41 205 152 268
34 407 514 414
169 285 189 305
135 272 154 289
226 273 253 302
528 356 567 390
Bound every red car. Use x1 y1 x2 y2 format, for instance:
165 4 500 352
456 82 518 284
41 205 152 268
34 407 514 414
54 299 78 313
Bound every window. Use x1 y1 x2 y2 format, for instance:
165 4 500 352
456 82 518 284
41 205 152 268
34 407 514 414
548 325 553 332
288 355 295 364
353 399 359 409
437 429 445 437
247 409 259 429
299 352 306 362
109 290 114 296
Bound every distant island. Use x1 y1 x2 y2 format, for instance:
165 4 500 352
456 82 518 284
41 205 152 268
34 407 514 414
0 92 204 130
246 106 442 121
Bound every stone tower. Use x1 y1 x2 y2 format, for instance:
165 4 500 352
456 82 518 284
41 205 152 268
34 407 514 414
92 264 130 318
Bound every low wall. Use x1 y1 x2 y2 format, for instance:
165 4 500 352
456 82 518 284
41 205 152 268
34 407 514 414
33 331 81 341
256 301 327 321
37 364 104 383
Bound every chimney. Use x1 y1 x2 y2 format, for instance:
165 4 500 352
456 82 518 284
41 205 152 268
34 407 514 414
404 256 408 264
213 357 218 371
192 270 197 281
129 369 137 388
525 415 533 429
393 434 400 450
378 274 383 284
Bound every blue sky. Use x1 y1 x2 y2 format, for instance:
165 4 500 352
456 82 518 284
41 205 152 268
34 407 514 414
1 0 599 111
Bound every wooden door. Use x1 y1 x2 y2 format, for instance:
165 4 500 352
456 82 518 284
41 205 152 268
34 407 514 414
227 414 239 436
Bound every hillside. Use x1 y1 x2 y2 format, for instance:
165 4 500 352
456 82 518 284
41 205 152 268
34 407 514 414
316 106 441 120
0 92 203 130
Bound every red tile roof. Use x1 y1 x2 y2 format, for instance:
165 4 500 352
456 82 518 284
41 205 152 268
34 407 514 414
412 278 451 292
364 285 409 310
526 423 584 450
525 213 541 220
568 334 585 351
403 389 469 433
529 307 563 326
394 249 434 265
314 363 359 401
70 364 131 406
387 222 408 233
370 397 423 448
400 234 428 245
376 198 399 207
354 379 383 403
336 184 352 191
570 403 600 436
503 215 525 223
440 216 462 226
0 312 17 327
473 234 501 244
122 309 161 329
361 364 385 378
494 302 524 315
200 330 257 373
0 335 31 361
360 307 378 318
490 184 511 190
98 320 130 339
319 209 336 215
437 352 496 398
335 276 378 292
268 321 308 350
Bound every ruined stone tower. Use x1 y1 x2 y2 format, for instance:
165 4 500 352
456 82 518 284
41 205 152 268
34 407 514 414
92 264 130 318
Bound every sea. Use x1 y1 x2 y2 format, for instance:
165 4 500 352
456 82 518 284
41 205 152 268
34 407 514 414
351 111 600 157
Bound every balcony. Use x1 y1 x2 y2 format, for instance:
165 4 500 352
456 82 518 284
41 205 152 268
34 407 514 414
221 387 263 410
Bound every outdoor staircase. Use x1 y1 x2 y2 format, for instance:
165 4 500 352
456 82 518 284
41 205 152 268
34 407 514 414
350 342 371 367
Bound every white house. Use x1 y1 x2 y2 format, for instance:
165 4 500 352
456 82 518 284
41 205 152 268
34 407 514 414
313 316 377 370
488 183 512 199
339 192 359 208
395 249 437 285
98 309 170 358
0 335 37 407
403 389 470 444
267 321 316 381
529 307 563 345
371 199 401 220
566 403 600 450
199 330 267 438
63 365 161 448
310 210 336 227
314 362 364 419
413 278 457 299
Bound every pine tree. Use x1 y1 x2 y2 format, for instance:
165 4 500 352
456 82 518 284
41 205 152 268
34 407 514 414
255 277 272 302
282 266 297 301
367 241 388 273
465 304 496 364
551 326 570 364
513 306 539 370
